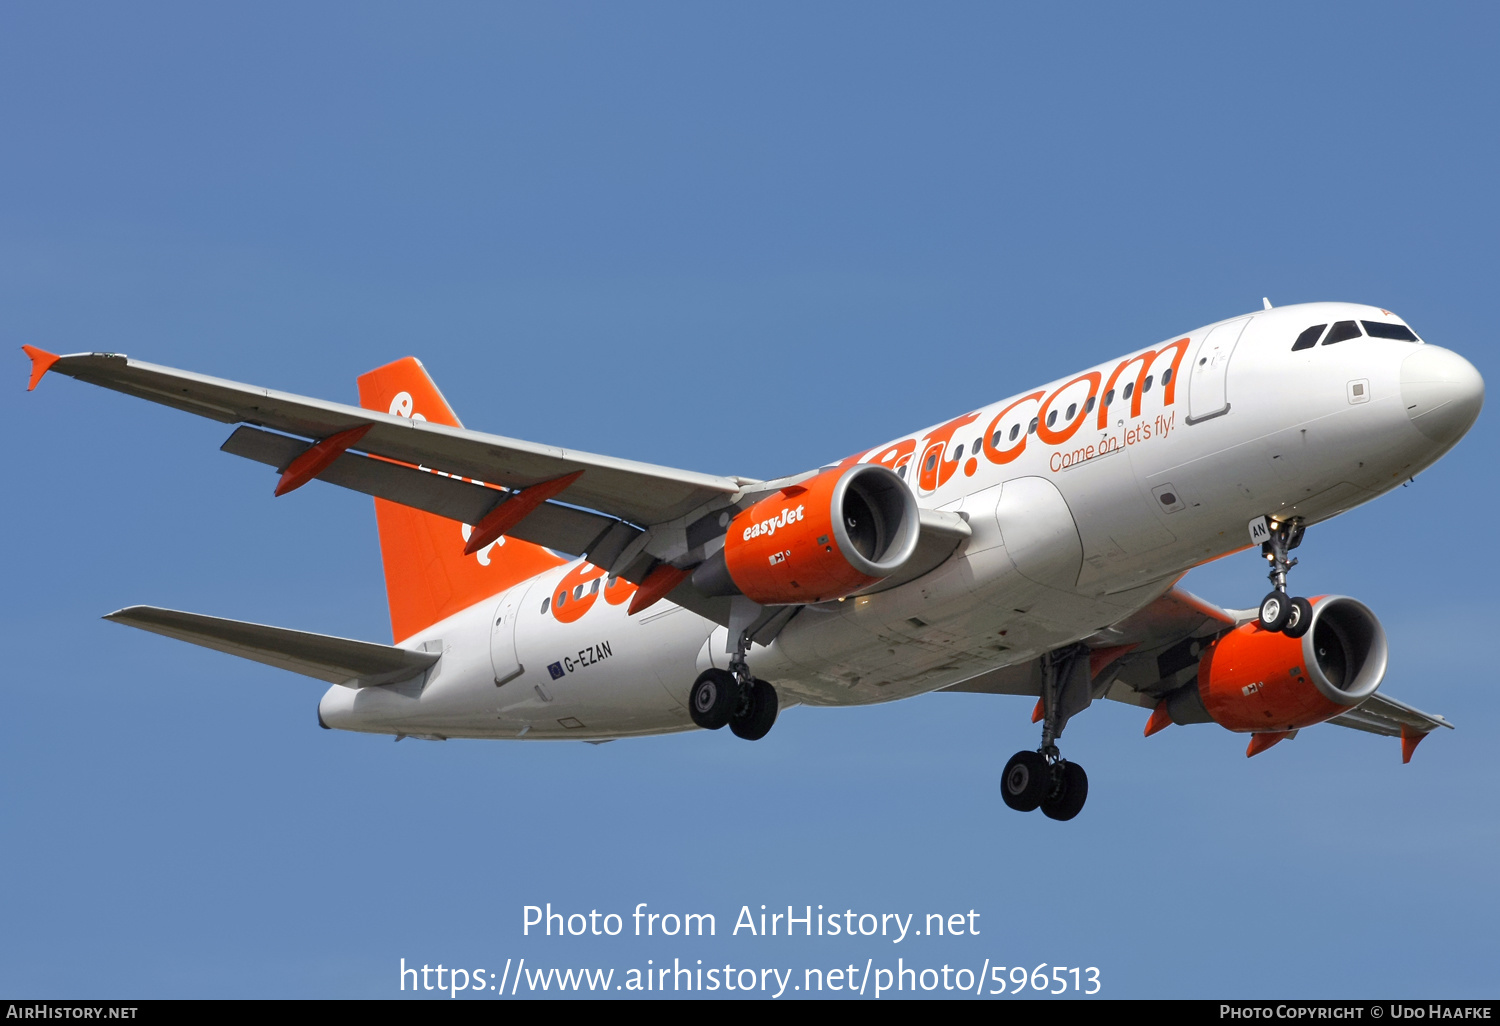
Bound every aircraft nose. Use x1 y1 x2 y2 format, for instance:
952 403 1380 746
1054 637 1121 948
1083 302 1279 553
1401 345 1484 445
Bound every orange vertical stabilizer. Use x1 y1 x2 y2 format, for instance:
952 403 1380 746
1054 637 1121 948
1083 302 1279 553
356 357 566 643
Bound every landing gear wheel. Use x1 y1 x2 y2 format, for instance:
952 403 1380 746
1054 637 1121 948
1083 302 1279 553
1040 761 1088 821
1001 751 1049 812
1283 597 1314 639
1258 591 1290 632
730 678 779 741
689 668 738 730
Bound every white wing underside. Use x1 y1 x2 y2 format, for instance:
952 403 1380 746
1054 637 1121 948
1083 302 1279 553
943 587 1453 738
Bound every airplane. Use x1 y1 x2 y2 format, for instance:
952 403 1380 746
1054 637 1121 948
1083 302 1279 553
20 299 1484 820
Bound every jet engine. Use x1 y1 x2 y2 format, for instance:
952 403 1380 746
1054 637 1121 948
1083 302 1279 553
694 464 920 605
1164 595 1388 732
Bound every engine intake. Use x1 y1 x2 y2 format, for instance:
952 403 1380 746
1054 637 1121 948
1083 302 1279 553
702 464 920 605
1171 595 1388 733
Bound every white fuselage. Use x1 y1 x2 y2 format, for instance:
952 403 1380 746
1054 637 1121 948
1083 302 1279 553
319 302 1480 740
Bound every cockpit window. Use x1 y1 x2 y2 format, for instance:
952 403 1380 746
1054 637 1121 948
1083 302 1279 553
1291 324 1326 351
1363 320 1420 342
1322 320 1363 345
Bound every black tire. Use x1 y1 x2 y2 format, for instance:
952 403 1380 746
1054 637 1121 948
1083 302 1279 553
1283 597 1314 639
1259 591 1290 632
1001 751 1049 812
730 678 779 740
1040 761 1088 821
689 668 738 730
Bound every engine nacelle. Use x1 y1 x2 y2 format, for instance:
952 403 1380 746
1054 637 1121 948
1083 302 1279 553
709 464 920 605
1182 595 1388 733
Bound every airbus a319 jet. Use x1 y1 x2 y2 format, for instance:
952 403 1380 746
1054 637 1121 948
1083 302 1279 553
22 300 1483 819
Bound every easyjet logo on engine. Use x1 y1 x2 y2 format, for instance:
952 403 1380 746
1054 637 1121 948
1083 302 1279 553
743 505 805 541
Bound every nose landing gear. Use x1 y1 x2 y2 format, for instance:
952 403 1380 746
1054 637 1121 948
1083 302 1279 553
1254 516 1312 638
1001 644 1091 821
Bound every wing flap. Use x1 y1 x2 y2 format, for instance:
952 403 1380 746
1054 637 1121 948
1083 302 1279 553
221 426 627 559
104 605 439 687
1329 692 1455 738
49 352 745 525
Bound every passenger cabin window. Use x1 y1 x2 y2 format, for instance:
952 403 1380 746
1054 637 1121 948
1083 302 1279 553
1046 410 1058 427
1322 320 1363 345
1363 320 1420 341
1028 417 1038 434
1009 424 1020 441
1085 396 1096 413
1161 368 1173 385
1291 324 1326 351
952 443 965 462
540 597 551 614
972 436 982 454
1066 402 1077 420
1143 375 1153 393
1123 382 1134 400
1104 389 1115 407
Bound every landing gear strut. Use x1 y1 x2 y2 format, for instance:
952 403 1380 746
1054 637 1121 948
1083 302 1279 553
1001 644 1090 821
1255 517 1313 639
689 628 779 740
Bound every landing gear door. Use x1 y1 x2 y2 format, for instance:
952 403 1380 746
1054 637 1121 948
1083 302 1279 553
1187 317 1250 424
490 584 529 686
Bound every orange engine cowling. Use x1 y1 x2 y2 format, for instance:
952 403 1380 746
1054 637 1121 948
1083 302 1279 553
707 464 920 605
1190 595 1388 733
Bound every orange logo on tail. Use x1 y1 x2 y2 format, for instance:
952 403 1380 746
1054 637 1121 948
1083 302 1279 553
357 357 566 642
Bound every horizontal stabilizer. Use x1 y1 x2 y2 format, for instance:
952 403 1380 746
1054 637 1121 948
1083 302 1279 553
104 605 439 687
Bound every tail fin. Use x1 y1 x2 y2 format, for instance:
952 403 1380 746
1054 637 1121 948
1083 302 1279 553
356 357 566 643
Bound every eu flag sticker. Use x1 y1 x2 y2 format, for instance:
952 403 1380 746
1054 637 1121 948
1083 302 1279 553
547 661 565 680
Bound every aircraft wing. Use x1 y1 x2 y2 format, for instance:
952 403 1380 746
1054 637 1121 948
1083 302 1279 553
942 586 1244 699
37 351 747 527
33 350 974 636
1083 588 1454 740
943 586 1454 751
105 605 438 687
220 425 627 561
1327 692 1454 737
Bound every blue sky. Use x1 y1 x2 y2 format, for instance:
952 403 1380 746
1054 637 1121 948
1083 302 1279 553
3 2 1497 998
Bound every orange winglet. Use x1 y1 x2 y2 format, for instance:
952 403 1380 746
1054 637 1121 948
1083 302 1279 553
22 345 60 391
274 424 373 496
1144 700 1173 737
1400 725 1428 764
1031 698 1045 723
627 563 691 616
462 470 584 556
1245 731 1293 758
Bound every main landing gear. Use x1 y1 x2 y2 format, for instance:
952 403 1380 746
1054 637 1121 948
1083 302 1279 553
1001 644 1090 821
688 634 779 741
1254 516 1312 639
